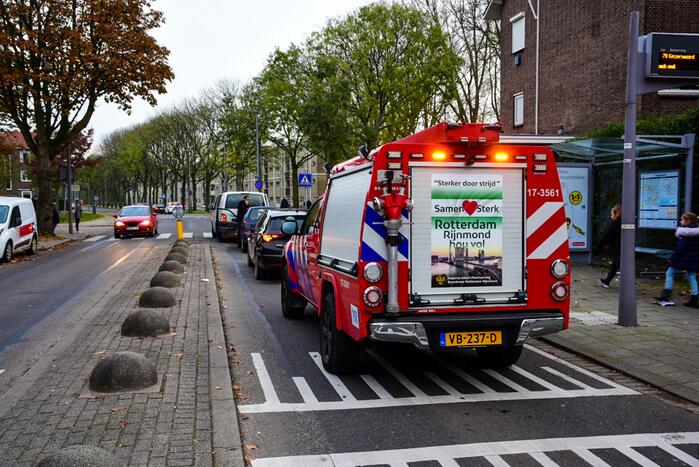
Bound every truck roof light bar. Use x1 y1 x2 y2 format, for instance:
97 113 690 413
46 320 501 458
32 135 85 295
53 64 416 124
478 137 487 142
533 164 547 172
475 154 487 160
460 137 469 142
533 153 547 161
410 153 424 159
387 151 402 159
453 154 466 159
515 155 527 161
387 162 402 170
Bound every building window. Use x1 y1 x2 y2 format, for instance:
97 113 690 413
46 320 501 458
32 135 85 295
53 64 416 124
19 150 30 164
20 190 32 199
513 93 524 127
20 170 31 182
4 155 10 190
511 12 525 54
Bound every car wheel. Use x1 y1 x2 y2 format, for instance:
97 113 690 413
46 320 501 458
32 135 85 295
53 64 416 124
216 223 225 243
239 234 245 251
476 346 523 368
27 235 38 255
254 256 266 280
155 228 159 235
1 241 12 263
281 265 306 319
114 231 120 239
320 291 359 374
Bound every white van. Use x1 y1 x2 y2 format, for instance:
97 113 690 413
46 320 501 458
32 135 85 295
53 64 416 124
210 191 268 243
0 196 38 262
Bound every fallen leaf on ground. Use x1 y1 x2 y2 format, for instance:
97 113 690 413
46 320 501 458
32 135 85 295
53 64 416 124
245 444 258 450
111 407 126 413
232 384 240 391
230 359 241 365
240 415 249 421
170 332 176 336
92 350 106 356
201 278 210 282
175 353 184 358
118 419 127 429
215 386 222 390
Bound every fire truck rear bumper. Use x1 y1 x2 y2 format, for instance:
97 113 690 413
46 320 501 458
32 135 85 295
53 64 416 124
368 312 564 350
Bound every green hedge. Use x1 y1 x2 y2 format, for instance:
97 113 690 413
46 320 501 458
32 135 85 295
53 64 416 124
585 105 699 138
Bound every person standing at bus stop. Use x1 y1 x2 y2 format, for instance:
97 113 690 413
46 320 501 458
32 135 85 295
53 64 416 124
655 211 699 308
593 204 622 288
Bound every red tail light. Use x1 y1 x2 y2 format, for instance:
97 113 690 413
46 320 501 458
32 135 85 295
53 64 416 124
262 234 283 242
220 213 228 222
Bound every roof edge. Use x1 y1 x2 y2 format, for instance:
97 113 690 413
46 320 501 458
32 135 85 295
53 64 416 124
484 0 503 20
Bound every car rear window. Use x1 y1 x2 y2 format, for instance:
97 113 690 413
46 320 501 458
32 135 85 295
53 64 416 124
121 207 150 216
0 205 8 224
267 215 305 233
245 208 267 221
225 193 266 209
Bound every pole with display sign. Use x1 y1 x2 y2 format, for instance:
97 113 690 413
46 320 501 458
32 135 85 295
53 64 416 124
557 163 592 264
619 15 698 327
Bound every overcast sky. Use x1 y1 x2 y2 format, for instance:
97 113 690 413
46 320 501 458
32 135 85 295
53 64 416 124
89 0 375 145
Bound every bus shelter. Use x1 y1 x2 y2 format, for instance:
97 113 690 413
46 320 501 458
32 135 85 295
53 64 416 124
551 134 695 262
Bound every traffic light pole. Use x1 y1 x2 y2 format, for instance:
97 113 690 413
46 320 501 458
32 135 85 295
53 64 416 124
255 114 261 192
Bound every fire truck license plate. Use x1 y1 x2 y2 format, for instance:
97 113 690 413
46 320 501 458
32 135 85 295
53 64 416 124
440 331 502 347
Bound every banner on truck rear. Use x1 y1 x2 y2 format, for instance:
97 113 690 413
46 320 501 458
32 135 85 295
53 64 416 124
430 173 503 288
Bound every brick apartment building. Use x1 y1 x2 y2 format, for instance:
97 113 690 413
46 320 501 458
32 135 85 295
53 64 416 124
485 0 699 135
1 131 36 200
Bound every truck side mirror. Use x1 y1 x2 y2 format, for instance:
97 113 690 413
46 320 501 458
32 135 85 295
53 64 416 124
281 218 298 235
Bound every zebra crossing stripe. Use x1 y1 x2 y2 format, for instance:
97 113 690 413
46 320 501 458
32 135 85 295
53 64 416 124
0 369 5 376
203 232 212 238
157 233 172 239
250 432 699 466
237 346 638 414
84 235 105 242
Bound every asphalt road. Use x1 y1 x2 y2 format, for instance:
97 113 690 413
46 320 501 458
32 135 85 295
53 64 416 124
213 241 699 466
0 214 213 394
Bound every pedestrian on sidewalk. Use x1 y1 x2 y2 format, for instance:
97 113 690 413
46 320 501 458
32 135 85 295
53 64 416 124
593 203 622 288
655 211 699 308
74 199 83 232
51 202 59 234
280 198 290 208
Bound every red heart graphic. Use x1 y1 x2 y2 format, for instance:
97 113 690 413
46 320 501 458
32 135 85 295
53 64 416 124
462 200 478 215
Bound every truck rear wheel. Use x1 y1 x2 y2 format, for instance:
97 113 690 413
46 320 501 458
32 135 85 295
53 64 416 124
320 292 359 374
281 265 306 318
476 346 523 368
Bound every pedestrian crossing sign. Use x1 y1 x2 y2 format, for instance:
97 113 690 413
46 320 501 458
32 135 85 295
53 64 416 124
298 173 313 187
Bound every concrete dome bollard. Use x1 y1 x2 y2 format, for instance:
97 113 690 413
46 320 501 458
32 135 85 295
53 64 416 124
139 287 176 308
150 271 181 288
121 310 171 337
165 252 187 264
170 246 189 256
174 239 191 247
159 260 184 274
89 351 157 392
36 445 120 467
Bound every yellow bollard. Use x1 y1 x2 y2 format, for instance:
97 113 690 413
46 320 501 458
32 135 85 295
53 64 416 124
176 219 184 239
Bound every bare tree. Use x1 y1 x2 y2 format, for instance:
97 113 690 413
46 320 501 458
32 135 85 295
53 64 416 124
409 0 501 123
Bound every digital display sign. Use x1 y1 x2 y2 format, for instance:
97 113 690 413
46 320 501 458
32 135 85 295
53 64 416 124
646 33 699 79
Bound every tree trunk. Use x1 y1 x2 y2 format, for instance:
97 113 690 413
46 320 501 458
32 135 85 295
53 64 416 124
36 149 53 235
291 164 299 208
191 174 197 212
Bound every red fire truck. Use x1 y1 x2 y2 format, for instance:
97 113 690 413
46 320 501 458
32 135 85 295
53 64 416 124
280 122 570 373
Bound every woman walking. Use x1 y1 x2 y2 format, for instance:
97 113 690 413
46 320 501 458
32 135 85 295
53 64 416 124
655 211 699 308
593 204 622 288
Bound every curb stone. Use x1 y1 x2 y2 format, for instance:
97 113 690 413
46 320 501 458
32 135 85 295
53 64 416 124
204 244 245 467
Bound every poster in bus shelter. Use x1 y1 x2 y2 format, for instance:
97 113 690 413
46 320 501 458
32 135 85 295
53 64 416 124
430 173 503 288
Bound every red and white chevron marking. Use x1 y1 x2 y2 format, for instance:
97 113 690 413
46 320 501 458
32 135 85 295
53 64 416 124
526 201 567 260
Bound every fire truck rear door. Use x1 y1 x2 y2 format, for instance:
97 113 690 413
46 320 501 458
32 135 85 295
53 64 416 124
409 164 525 305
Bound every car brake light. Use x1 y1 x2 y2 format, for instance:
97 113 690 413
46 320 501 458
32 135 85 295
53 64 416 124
262 234 283 242
220 213 228 222
494 152 508 161
432 151 446 160
551 282 569 301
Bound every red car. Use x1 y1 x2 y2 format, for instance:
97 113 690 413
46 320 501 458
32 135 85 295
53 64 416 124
113 205 159 239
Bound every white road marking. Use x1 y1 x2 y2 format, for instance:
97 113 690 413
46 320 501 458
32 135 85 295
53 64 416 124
238 347 638 414
157 233 172 239
183 232 193 238
0 369 5 376
251 432 699 466
203 232 212 238
310 352 356 401
107 238 118 242
84 235 105 242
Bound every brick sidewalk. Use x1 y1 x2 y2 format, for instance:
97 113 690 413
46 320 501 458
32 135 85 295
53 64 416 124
544 262 699 405
0 242 242 466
